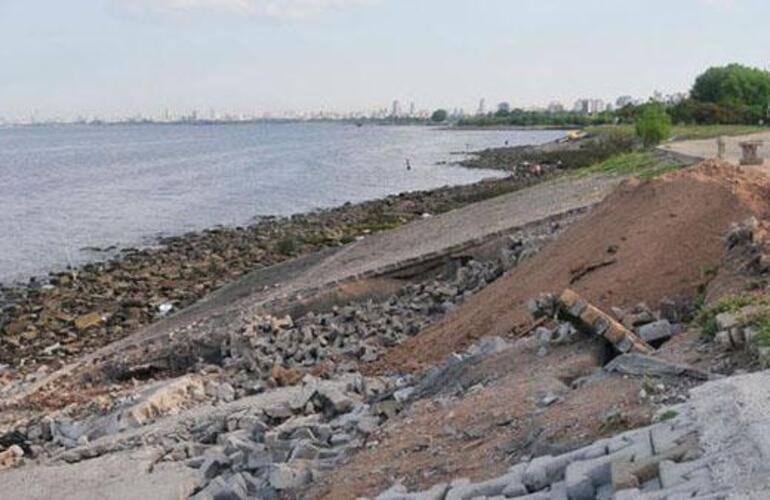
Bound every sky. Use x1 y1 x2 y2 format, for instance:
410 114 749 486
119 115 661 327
1 0 769 120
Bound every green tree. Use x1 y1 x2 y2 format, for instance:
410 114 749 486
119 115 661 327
635 105 672 148
430 109 448 122
692 64 770 111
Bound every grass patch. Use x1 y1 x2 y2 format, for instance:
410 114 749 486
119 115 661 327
276 236 298 256
577 151 681 179
349 218 403 234
658 410 679 422
696 294 770 337
754 321 770 348
670 124 766 141
587 124 765 142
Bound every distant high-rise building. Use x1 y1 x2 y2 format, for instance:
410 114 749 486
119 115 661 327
574 99 604 115
391 100 401 118
547 101 565 113
615 96 634 108
477 98 486 116
409 102 416 117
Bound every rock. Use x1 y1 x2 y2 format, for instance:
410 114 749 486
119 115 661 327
552 322 578 344
264 403 293 420
314 386 354 417
528 293 558 319
123 375 206 427
0 445 24 470
714 331 732 348
330 433 352 446
158 303 174 316
271 364 303 387
377 481 449 500
637 320 674 344
715 312 739 331
539 393 560 407
393 387 415 403
622 311 655 330
270 315 294 331
199 451 230 480
534 327 553 346
216 383 236 403
445 469 524 500
267 463 311 490
290 440 320 460
470 336 511 356
74 312 103 331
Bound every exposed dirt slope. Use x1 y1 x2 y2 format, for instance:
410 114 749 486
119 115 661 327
372 160 770 374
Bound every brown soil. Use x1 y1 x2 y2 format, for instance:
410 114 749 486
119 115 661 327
370 160 770 374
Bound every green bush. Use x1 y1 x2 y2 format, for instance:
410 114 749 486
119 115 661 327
430 109 448 123
276 237 298 256
635 106 672 148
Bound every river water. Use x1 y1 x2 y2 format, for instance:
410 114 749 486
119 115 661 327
0 123 563 282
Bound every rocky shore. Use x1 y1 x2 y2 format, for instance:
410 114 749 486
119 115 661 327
0 147 569 373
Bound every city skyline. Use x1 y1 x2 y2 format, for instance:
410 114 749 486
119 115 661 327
6 89 681 125
1 0 769 122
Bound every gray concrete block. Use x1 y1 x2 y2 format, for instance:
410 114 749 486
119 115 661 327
650 424 695 455
612 490 643 500
637 320 674 344
594 482 613 500
501 480 527 497
445 471 523 499
606 429 653 460
521 455 553 492
547 480 567 500
565 459 599 500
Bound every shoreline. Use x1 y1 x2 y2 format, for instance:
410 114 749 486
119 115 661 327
440 124 578 131
0 157 559 370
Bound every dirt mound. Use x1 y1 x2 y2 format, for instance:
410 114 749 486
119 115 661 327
371 160 770 374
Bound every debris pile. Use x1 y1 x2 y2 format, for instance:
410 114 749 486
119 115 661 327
375 369 770 499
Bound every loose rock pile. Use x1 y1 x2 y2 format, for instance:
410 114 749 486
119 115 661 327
528 290 687 358
209 220 573 396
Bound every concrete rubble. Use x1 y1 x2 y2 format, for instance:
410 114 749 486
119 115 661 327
374 370 770 499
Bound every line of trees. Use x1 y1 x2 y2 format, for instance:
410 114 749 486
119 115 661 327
447 63 770 128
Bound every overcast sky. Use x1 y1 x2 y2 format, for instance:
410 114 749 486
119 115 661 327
1 0 768 120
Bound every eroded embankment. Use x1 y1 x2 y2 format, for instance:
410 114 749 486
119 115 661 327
372 160 770 374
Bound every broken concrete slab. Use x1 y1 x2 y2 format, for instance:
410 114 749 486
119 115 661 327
0 448 201 500
557 289 653 354
123 375 206 427
604 354 713 381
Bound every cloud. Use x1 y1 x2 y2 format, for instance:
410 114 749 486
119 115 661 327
117 0 381 19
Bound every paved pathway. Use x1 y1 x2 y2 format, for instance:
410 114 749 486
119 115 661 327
661 131 770 165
